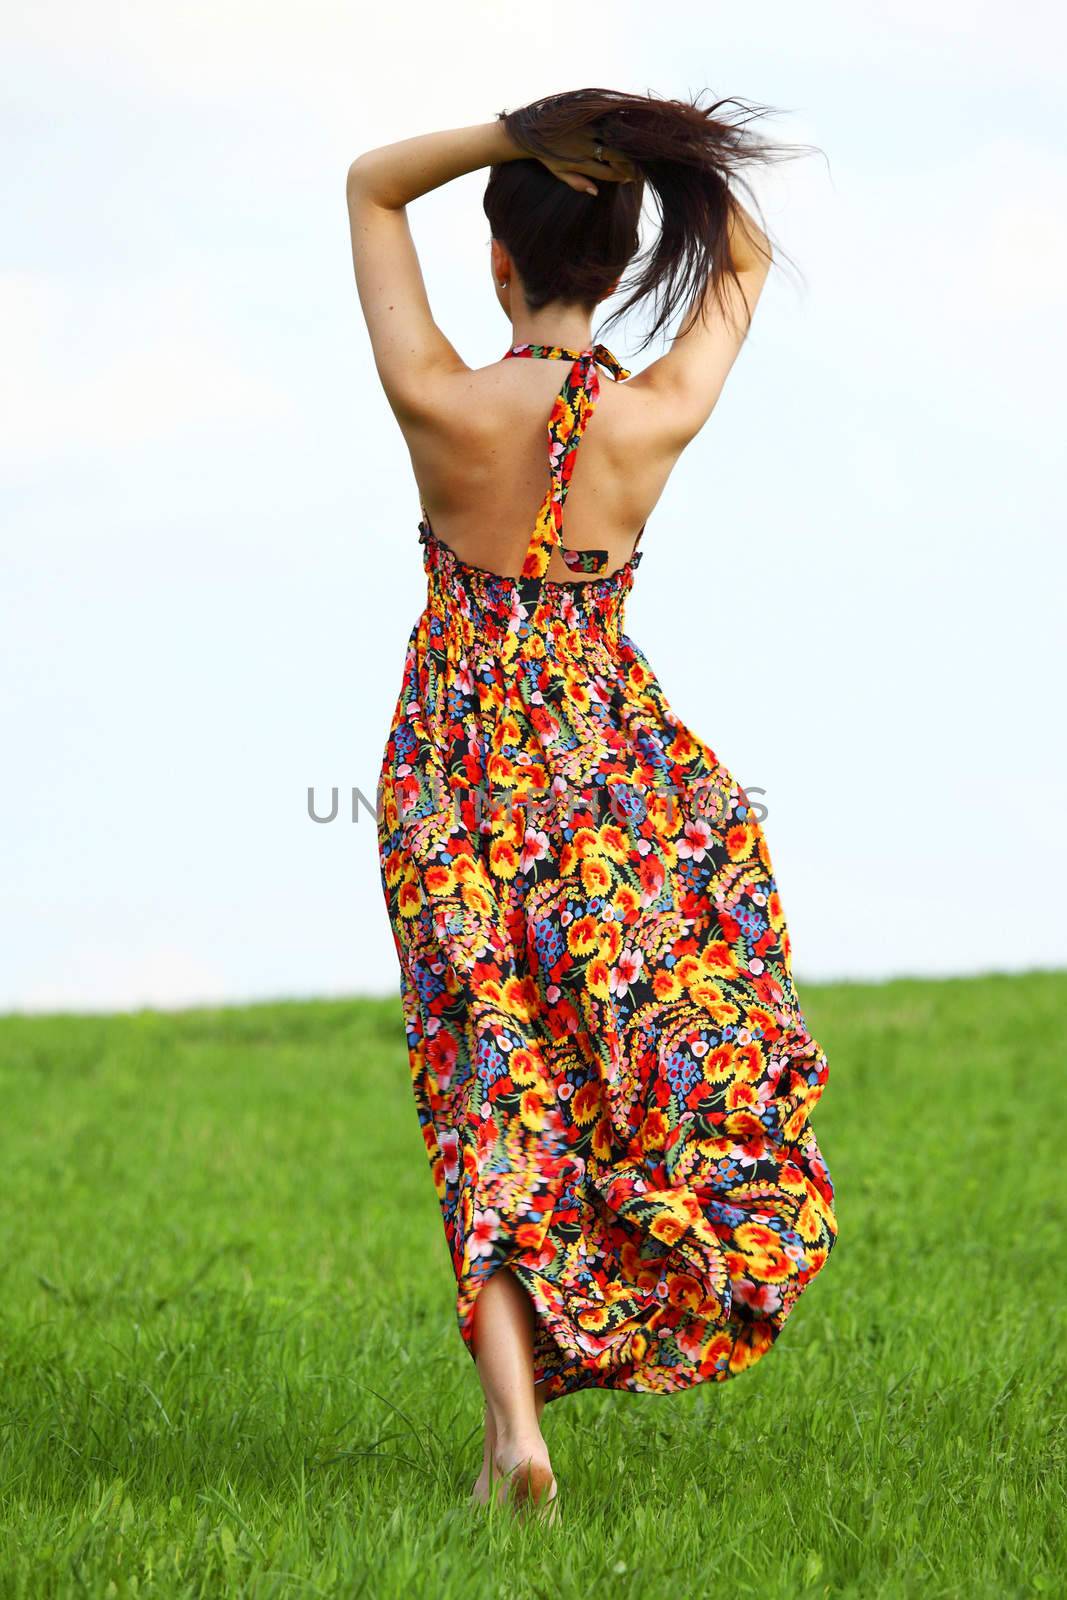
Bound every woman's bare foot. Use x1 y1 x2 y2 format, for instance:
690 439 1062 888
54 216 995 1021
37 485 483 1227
490 1427 558 1522
467 1271 555 1515
469 1388 554 1514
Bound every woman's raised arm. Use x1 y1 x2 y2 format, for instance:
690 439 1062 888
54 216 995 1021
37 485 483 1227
346 123 520 419
630 197 774 444
346 119 635 420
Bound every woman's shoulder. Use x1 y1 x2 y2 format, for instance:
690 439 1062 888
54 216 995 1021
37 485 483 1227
419 347 663 420
396 347 692 481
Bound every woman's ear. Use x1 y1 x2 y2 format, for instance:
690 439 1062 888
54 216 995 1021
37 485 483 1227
490 237 512 289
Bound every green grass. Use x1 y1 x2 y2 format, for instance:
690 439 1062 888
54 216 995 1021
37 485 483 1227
0 970 1064 1598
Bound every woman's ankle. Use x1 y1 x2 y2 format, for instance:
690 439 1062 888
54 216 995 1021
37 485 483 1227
493 1420 549 1466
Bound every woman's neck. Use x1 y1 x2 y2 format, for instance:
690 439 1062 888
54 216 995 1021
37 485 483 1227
508 302 595 352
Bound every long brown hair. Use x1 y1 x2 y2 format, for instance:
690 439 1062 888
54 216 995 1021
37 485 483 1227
484 87 818 349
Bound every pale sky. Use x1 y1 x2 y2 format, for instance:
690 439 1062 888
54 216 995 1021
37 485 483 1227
3 0 1065 1011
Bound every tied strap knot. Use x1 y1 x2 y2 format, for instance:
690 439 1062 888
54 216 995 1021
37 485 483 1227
585 343 631 383
505 341 631 383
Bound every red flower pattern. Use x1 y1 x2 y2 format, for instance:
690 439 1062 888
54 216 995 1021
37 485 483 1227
377 343 837 1401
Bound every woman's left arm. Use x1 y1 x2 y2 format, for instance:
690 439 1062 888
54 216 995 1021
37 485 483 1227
346 122 523 419
346 119 631 420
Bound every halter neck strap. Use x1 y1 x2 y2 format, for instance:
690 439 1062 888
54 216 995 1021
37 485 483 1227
494 339 633 628
504 342 632 383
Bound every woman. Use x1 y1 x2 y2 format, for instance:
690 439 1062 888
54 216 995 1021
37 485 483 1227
347 88 837 1521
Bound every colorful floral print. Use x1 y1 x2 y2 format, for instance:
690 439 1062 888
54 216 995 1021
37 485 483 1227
376 342 837 1403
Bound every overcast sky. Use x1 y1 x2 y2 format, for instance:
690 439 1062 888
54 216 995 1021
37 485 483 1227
3 0 1064 1011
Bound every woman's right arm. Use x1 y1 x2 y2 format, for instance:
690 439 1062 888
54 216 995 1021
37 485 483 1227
632 198 773 443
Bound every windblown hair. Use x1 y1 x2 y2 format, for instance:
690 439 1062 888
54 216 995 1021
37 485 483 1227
484 87 817 349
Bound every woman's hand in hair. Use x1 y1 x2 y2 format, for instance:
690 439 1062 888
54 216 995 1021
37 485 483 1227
532 129 638 196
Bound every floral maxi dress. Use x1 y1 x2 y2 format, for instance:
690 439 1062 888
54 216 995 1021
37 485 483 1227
376 341 837 1403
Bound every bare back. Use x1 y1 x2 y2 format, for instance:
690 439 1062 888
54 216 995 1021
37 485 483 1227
346 123 773 579
397 350 688 583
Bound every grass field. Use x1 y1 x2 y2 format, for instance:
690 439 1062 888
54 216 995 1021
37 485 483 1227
0 970 1064 1598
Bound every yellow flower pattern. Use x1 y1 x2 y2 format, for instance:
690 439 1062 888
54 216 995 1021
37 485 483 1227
377 342 837 1401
